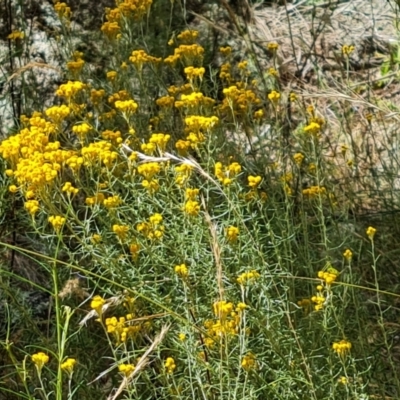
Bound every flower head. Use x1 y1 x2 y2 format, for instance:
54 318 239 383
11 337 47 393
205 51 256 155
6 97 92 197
366 226 376 241
32 352 49 373
61 358 76 375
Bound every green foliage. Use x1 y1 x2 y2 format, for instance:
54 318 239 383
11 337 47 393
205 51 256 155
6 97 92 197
1 0 400 399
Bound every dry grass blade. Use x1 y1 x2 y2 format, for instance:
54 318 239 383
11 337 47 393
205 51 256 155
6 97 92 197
6 62 61 83
107 324 170 400
202 197 224 301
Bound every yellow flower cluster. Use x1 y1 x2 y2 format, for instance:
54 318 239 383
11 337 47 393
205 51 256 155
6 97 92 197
137 213 165 240
164 44 204 67
183 187 200 216
60 358 76 375
311 294 325 311
31 352 49 371
106 314 142 344
156 95 175 108
117 0 153 19
366 226 376 240
55 81 85 99
67 51 85 75
268 90 280 103
175 92 215 109
48 215 66 231
102 129 122 145
115 99 139 115
101 21 120 39
221 85 261 118
332 340 352 357
149 133 170 151
62 182 79 196
204 301 245 345
113 224 130 240
237 270 260 286
343 249 353 261
8 31 24 40
226 226 239 243
317 268 339 285
183 200 200 216
24 200 40 216
219 63 232 83
129 49 162 71
184 115 219 147
304 121 321 136
241 353 257 371
86 193 105 206
164 357 176 374
91 295 106 315
184 66 205 81
219 46 232 56
302 185 326 198
175 163 192 186
177 29 199 43
342 44 355 56
103 195 122 208
119 363 135 377
90 89 105 105
248 175 262 190
72 122 91 139
215 161 241 186
54 1 71 20
129 243 140 261
293 153 304 165
81 141 118 167
175 263 188 278
45 105 71 124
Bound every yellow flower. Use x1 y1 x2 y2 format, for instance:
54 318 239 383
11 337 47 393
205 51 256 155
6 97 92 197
268 90 280 103
62 182 79 196
366 226 376 240
164 357 176 374
241 353 257 371
184 66 205 80
32 352 49 372
107 71 118 81
343 249 353 261
24 200 40 216
248 175 262 190
115 100 138 115
342 45 355 56
338 376 348 385
7 31 25 40
317 268 339 285
61 358 76 375
113 224 130 240
54 2 71 20
175 264 188 278
90 295 105 316
9 185 18 193
178 333 186 341
311 294 325 311
304 121 321 136
226 226 239 243
119 363 135 377
183 200 200 216
237 270 260 286
293 153 304 165
48 215 66 231
103 195 122 208
332 340 352 357
219 46 232 56
129 243 140 261
267 42 279 51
